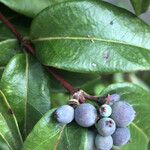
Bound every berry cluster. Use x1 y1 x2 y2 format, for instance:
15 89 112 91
54 93 136 150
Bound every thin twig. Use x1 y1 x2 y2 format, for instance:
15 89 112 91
46 67 76 94
0 12 75 94
0 12 101 102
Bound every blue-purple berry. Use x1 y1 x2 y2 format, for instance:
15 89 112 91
107 94 120 105
95 135 113 150
112 127 130 146
96 118 116 136
99 104 112 117
111 101 135 127
55 105 74 124
75 103 97 127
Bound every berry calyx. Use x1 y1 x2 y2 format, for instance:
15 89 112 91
99 104 112 117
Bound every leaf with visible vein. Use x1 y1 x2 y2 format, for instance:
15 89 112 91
0 39 20 66
23 109 96 150
1 54 51 137
100 83 150 150
0 10 30 70
31 0 150 73
0 90 23 150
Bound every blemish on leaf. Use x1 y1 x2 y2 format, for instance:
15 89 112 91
102 51 110 63
110 21 113 25
87 35 95 43
8 108 14 115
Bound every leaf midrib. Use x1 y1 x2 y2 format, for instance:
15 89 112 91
0 39 16 44
132 123 149 141
0 131 12 150
24 54 29 136
29 125 65 150
32 36 150 51
0 90 23 147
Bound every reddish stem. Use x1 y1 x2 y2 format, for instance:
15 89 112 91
47 67 76 94
0 12 75 94
0 12 34 54
0 12 22 41
0 12 102 102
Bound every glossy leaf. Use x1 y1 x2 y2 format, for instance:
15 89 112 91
130 0 150 15
100 83 150 150
0 0 72 18
0 39 20 65
23 108 96 150
1 54 51 137
30 0 150 73
0 39 20 80
0 90 23 150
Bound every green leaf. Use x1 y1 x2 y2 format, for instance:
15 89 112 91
100 83 150 149
23 108 96 150
51 93 69 107
122 124 148 150
0 90 23 150
1 54 51 137
0 7 30 69
0 39 20 80
30 0 150 73
130 0 150 16
0 39 20 66
0 0 72 18
22 83 150 149
0 67 4 79
0 137 9 150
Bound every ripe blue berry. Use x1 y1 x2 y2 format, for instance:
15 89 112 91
112 127 130 146
95 135 113 150
55 105 74 124
106 94 120 105
96 118 116 136
99 104 112 117
111 101 135 127
75 103 97 127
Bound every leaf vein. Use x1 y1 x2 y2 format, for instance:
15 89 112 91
33 36 150 51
